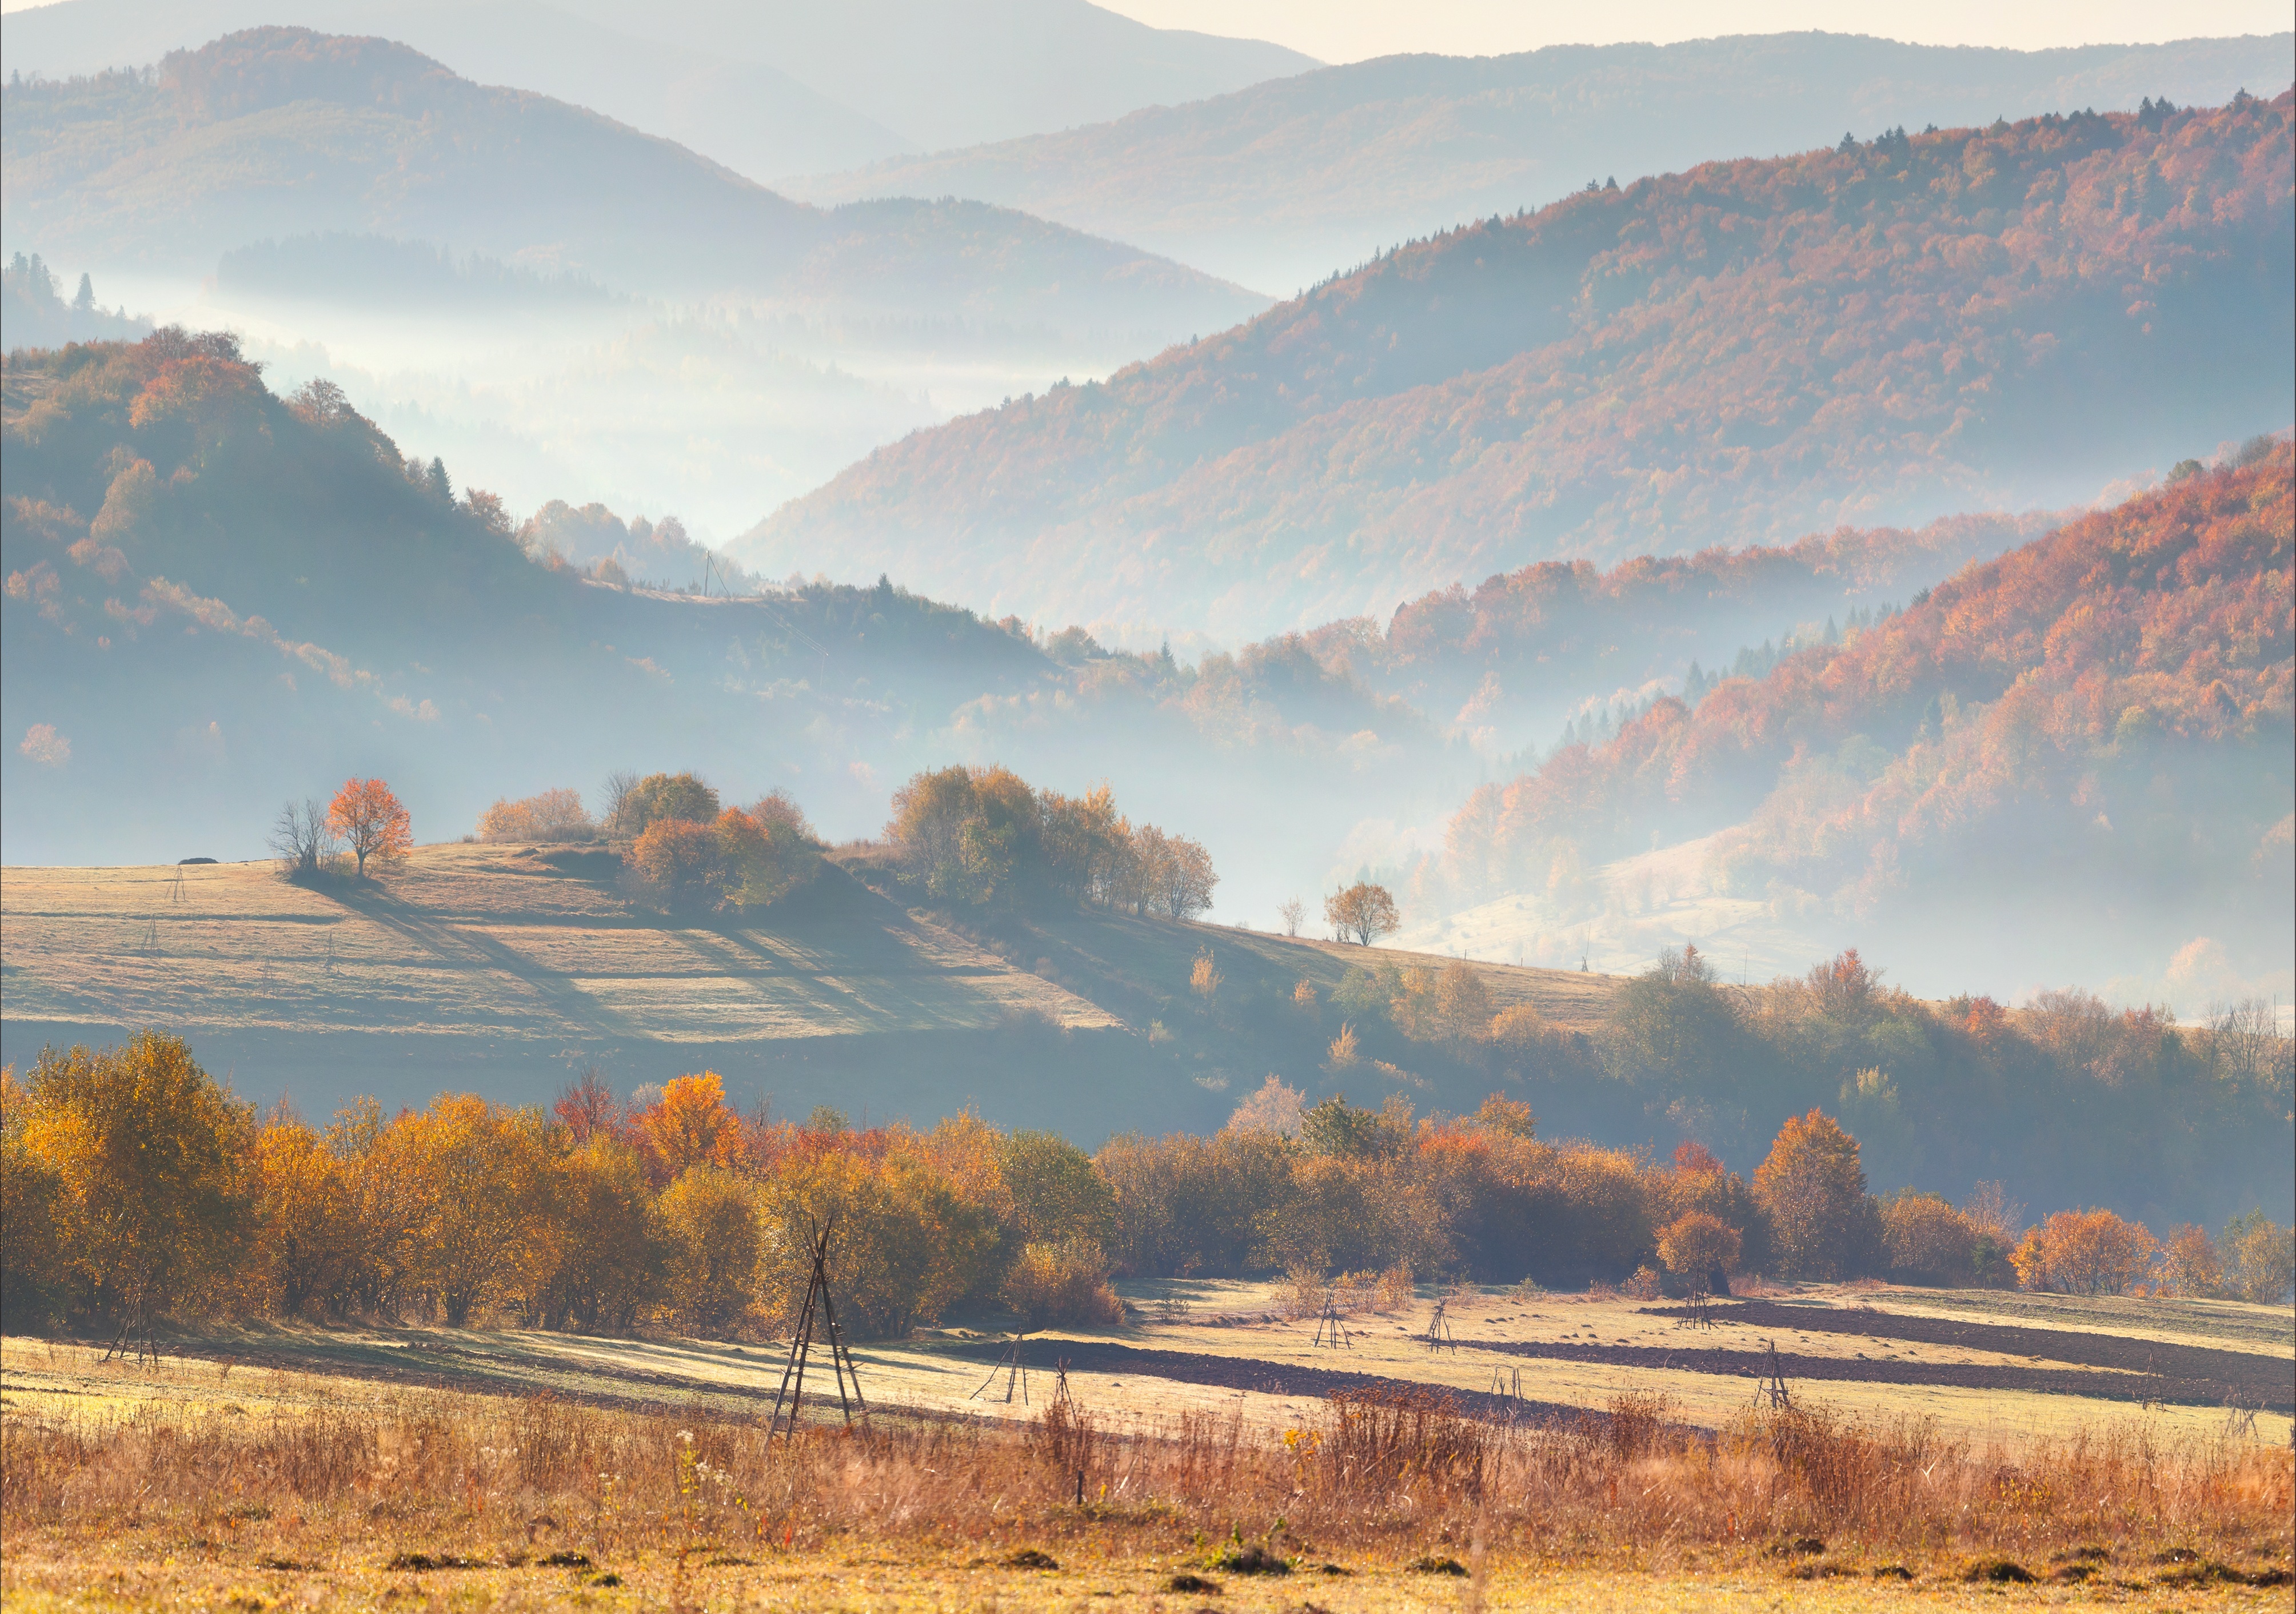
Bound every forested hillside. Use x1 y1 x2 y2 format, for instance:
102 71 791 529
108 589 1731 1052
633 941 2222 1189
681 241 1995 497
1299 509 2056 754
0 27 1266 332
796 30 2295 295
0 333 1452 895
1433 444 2294 1003
742 95 2296 640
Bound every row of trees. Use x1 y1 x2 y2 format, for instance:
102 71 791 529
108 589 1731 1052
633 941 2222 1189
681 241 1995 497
8 1033 2285 1345
886 765 1216 917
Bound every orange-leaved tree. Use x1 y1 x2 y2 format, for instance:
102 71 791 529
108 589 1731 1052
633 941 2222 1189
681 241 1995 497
2010 1208 2158 1296
1324 882 1399 945
328 778 412 876
1751 1109 1878 1281
633 1072 742 1183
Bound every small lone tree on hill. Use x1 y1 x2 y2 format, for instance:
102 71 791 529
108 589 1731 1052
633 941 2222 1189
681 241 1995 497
328 778 412 876
1324 882 1399 946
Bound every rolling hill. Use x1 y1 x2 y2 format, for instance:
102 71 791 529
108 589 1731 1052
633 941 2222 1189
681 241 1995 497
739 94 2296 641
0 27 1268 333
0 0 1318 181
791 30 2296 296
1423 443 2295 1007
0 842 1610 1133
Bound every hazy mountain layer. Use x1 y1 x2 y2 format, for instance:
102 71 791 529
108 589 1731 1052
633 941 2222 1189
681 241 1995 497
0 27 1267 334
0 0 1318 181
0 335 1458 923
792 30 2296 296
739 97 2296 642
1427 445 2295 1007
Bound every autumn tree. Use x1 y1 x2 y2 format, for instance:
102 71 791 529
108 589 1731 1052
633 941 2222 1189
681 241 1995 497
328 778 412 876
612 771 720 838
1656 1211 1742 1292
1880 1191 1985 1285
2157 1224 2223 1298
657 1165 761 1330
756 1149 1000 1336
1751 1109 1878 1281
2009 1209 2158 1296
253 1109 364 1316
533 1137 661 1332
18 1032 257 1340
997 1129 1117 1245
0 1066 66 1324
633 1072 742 1183
627 818 724 908
1325 882 1400 945
2219 1211 2295 1304
382 1094 557 1325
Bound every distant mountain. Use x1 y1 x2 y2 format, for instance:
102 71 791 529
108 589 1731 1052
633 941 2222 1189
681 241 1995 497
738 96 2296 641
1427 443 2294 999
0 0 1319 182
0 27 1268 337
790 30 2296 294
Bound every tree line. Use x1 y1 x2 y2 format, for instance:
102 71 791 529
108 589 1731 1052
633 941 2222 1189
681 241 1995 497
6 1031 2287 1346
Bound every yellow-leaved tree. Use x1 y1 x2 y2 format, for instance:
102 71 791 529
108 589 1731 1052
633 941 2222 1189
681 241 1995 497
18 1033 257 1341
380 1094 558 1325
657 1165 761 1332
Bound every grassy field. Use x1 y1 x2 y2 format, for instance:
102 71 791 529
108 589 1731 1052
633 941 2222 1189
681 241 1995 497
0 844 1620 1125
6 1276 2292 1612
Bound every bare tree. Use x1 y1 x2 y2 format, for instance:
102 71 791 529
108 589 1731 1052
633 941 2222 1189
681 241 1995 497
1277 897 1305 937
267 798 339 882
600 770 640 838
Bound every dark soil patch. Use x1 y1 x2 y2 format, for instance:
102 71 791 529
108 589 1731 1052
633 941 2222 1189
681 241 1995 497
1463 1330 2280 1410
1411 1556 1469 1575
1003 1548 1059 1570
1637 1301 2291 1411
1167 1572 1221 1592
943 1338 1576 1423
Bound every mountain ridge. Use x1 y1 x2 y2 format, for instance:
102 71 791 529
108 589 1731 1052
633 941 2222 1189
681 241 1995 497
738 94 2296 641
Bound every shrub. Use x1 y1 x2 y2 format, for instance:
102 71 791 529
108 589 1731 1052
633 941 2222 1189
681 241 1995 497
476 787 593 843
999 1238 1123 1328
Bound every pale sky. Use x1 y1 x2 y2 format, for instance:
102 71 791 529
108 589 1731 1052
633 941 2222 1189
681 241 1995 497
2 0 2289 59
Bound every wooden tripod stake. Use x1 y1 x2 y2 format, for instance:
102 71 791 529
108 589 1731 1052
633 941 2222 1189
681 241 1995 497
969 1333 1031 1404
770 1221 868 1439
1312 1290 1352 1349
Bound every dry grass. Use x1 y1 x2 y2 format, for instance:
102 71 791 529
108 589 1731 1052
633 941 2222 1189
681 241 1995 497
3 1336 2289 1611
0 849 1117 1049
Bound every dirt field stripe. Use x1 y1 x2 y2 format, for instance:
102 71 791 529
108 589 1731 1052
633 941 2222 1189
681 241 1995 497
1648 1301 2291 1392
1468 1336 2288 1411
